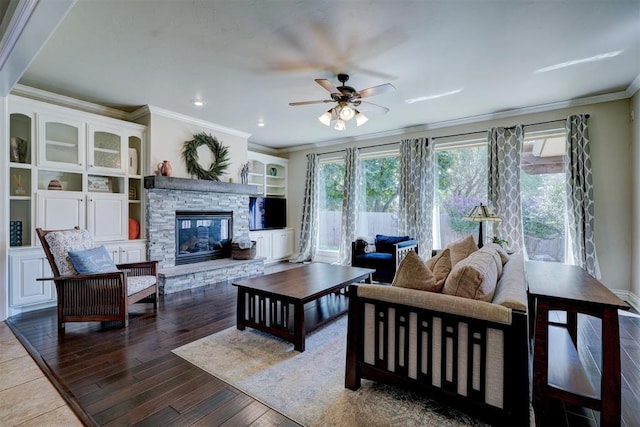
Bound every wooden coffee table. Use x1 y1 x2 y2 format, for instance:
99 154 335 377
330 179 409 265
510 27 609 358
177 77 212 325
233 263 374 351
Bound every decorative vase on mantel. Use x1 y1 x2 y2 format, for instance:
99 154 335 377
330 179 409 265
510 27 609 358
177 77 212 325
159 160 172 176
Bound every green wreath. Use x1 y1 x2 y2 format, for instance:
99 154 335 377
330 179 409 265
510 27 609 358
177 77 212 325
182 132 230 181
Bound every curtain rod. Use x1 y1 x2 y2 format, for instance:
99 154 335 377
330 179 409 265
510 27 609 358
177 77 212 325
315 115 589 156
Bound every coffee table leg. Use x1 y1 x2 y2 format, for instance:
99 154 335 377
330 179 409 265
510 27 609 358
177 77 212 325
293 302 305 352
236 288 246 330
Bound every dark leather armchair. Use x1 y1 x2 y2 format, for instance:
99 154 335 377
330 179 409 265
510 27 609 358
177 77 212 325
351 234 418 282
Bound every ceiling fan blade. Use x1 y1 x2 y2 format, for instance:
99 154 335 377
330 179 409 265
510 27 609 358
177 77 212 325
358 83 396 99
289 100 333 106
358 101 390 115
315 78 340 94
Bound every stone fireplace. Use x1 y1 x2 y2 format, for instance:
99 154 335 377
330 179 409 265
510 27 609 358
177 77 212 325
175 211 233 265
145 176 264 294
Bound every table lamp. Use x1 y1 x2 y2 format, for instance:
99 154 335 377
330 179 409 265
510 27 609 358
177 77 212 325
462 203 502 248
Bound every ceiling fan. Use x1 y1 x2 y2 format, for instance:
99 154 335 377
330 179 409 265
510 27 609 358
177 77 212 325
289 74 395 130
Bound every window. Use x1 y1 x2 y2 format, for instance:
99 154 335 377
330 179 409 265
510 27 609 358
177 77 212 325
358 151 400 236
317 150 400 259
318 158 344 252
520 132 567 262
435 142 488 248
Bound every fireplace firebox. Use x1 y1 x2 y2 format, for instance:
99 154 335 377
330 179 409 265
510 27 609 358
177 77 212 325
175 211 233 265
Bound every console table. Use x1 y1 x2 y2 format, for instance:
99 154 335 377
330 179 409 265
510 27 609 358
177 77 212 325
526 261 629 427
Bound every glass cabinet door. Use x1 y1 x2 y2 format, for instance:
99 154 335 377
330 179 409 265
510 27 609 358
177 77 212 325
88 126 125 173
37 114 85 170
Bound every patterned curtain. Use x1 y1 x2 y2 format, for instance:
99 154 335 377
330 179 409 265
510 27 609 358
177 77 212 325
291 154 319 263
488 125 524 252
398 137 434 256
565 114 601 278
338 148 360 265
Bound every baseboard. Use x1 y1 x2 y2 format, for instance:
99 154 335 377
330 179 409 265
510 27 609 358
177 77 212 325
612 289 640 312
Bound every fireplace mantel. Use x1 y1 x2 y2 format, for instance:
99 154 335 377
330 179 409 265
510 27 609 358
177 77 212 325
145 175 258 195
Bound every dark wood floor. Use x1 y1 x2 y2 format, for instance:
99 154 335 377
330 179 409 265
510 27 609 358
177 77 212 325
5 264 640 427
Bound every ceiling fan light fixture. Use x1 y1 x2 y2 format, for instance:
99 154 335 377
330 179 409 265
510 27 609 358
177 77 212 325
334 119 346 131
355 110 368 126
318 110 332 126
339 104 355 120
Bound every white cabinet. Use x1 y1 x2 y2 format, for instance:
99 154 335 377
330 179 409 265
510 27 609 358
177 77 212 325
104 241 147 263
9 95 148 313
272 228 294 260
37 191 85 231
251 230 271 260
87 124 126 174
249 228 294 264
247 152 288 197
9 248 55 312
87 194 128 242
37 113 85 170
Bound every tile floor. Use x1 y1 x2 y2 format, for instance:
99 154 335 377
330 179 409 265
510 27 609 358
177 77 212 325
0 321 82 427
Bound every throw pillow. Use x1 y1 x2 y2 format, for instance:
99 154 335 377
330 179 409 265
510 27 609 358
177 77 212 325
484 242 510 265
375 234 410 254
425 248 452 290
68 246 119 274
442 249 499 302
392 251 438 292
447 234 478 267
478 246 503 278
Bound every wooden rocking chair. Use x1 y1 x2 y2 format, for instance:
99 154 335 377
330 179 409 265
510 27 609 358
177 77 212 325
36 227 158 332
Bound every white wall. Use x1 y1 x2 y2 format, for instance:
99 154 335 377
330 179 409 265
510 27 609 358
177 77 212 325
286 99 633 293
631 90 640 302
145 110 249 182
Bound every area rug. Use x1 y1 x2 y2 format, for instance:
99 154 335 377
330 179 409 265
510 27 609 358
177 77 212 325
172 316 491 426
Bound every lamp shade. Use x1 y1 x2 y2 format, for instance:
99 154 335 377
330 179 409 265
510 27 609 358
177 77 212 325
462 203 502 222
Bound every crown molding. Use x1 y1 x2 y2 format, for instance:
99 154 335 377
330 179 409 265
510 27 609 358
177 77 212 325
247 142 281 155
279 90 632 154
140 105 251 139
11 83 130 120
627 73 640 97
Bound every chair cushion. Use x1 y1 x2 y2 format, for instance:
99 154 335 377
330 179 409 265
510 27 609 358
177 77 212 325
68 245 119 273
44 229 95 275
375 234 410 254
392 251 439 292
355 252 393 265
425 248 452 289
447 234 478 267
127 275 157 296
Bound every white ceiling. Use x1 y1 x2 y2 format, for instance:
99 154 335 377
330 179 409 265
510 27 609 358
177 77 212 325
16 0 640 150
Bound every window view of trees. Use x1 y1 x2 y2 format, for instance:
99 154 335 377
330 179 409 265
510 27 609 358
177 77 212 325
318 160 344 251
436 144 488 246
520 135 566 262
359 155 399 236
318 136 566 263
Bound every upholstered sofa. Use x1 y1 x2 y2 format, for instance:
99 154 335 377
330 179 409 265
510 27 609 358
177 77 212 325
351 235 418 282
345 242 530 425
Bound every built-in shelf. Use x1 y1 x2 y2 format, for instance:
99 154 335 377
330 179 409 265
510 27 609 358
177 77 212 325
94 147 119 154
46 139 76 147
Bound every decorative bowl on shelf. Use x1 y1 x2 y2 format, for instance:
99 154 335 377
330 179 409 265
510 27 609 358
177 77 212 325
47 179 62 190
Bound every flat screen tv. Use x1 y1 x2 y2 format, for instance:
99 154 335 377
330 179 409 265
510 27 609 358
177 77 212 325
249 197 287 230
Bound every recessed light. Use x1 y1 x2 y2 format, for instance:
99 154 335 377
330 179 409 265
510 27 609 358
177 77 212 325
191 99 205 107
257 121 265 127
